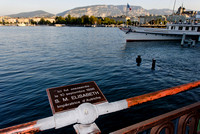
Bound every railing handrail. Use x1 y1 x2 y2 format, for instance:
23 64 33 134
111 102 200 134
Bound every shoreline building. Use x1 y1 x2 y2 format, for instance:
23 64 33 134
166 6 198 22
108 15 139 24
17 18 30 24
0 16 55 25
138 15 166 24
166 14 188 23
176 6 197 16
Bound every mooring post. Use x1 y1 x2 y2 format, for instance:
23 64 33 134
136 55 142 66
188 39 192 47
151 59 156 70
192 40 196 47
181 33 186 46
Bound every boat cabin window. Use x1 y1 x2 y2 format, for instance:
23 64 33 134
185 27 189 30
171 26 174 30
192 27 195 31
179 26 183 30
198 27 200 32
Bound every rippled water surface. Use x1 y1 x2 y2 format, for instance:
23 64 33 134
0 26 200 133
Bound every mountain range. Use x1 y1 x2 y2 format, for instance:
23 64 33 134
57 5 173 17
6 10 55 18
5 5 173 18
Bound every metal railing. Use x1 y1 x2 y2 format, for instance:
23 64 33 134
0 80 200 134
111 102 200 134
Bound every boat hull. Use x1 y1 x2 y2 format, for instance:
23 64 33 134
120 26 200 42
17 23 26 26
126 32 182 42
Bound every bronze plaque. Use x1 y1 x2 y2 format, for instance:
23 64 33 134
47 81 107 114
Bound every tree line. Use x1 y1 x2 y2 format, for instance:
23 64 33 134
30 15 124 25
33 15 165 26
54 15 123 25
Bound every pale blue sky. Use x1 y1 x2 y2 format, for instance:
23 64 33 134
0 0 199 16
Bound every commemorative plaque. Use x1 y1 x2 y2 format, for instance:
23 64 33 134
47 81 107 114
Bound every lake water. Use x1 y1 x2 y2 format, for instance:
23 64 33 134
0 26 200 133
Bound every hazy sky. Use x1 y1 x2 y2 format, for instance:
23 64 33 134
0 0 199 16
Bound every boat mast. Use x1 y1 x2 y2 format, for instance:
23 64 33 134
172 0 177 15
126 4 128 17
125 4 128 25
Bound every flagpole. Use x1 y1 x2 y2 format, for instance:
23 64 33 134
172 0 176 15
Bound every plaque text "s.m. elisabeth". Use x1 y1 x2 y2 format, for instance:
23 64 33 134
47 81 107 114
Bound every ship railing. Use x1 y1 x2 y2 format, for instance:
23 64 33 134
0 81 200 134
167 22 200 26
111 102 200 134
